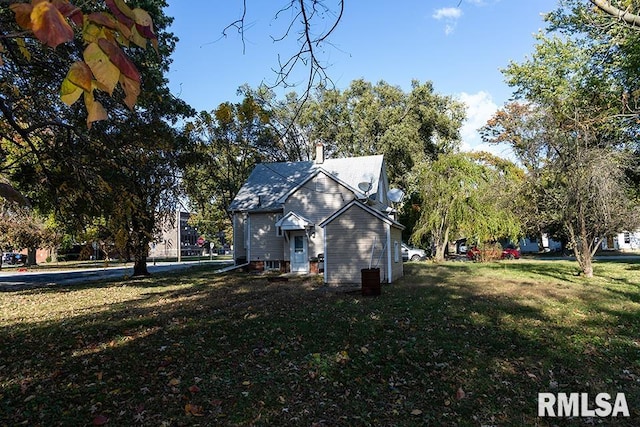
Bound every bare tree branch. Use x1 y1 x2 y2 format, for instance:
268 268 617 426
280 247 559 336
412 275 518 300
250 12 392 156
590 0 640 26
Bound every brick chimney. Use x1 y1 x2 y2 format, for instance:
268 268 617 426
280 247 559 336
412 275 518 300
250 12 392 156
315 143 324 164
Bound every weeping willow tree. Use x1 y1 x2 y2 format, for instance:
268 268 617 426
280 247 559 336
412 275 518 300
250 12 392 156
412 152 523 262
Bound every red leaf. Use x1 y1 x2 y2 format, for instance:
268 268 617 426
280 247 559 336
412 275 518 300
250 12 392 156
30 1 74 48
105 0 135 27
92 414 109 425
188 385 201 394
9 3 33 30
97 38 140 83
87 12 119 30
52 0 83 27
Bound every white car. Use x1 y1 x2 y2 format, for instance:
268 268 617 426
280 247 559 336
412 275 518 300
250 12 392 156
401 243 426 262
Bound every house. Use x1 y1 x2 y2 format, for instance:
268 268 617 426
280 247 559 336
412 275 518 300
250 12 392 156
602 231 640 251
228 144 404 284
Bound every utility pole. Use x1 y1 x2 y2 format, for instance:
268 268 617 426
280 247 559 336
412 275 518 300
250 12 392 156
177 209 181 262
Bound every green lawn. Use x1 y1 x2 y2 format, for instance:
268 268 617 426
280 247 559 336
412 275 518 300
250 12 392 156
1 259 639 426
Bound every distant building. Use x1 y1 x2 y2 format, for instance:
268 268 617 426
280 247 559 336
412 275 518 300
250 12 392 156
149 211 203 259
602 231 640 251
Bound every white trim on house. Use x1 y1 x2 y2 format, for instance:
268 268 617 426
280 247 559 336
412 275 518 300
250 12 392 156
319 199 405 230
275 211 314 231
276 169 367 204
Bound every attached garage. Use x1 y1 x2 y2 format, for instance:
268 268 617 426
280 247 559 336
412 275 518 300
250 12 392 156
320 200 404 285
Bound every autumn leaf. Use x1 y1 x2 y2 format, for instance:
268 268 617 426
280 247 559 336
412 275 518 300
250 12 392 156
184 403 204 416
97 38 140 83
60 76 83 106
456 387 466 400
132 8 155 39
83 42 119 95
105 0 135 28
9 3 33 30
67 61 93 92
120 74 140 110
92 414 109 425
52 0 83 27
30 1 74 48
87 12 119 30
84 90 107 128
188 385 201 394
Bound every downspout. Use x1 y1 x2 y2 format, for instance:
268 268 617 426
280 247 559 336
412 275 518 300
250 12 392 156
323 226 327 284
386 223 392 284
246 214 251 264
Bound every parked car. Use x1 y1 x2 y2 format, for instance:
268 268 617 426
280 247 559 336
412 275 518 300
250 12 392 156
466 245 521 261
2 252 26 265
501 245 521 259
402 243 426 262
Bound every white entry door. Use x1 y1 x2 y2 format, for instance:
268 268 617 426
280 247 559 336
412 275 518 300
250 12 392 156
290 232 308 273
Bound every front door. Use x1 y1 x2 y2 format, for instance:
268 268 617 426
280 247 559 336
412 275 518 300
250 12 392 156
290 232 308 273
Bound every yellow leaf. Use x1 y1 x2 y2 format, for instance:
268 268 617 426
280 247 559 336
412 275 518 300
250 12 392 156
129 24 146 49
119 73 140 110
132 8 153 29
16 38 31 61
60 77 83 106
83 22 108 44
67 61 93 92
84 90 107 128
83 42 119 95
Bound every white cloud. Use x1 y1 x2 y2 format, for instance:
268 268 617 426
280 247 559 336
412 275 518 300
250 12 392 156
432 8 462 35
432 7 462 20
457 91 515 160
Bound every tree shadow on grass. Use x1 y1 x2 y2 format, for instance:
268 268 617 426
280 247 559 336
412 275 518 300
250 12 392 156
1 264 639 426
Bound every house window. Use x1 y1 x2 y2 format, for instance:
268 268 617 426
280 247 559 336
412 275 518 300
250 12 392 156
275 214 283 236
294 235 304 253
624 232 631 244
394 241 400 263
265 260 281 271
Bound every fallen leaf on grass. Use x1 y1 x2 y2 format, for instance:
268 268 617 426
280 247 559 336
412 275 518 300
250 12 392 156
411 409 423 415
188 385 200 394
456 387 466 400
185 403 204 416
92 414 109 425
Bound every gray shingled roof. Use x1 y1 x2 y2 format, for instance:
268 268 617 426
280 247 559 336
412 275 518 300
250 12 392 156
229 155 384 212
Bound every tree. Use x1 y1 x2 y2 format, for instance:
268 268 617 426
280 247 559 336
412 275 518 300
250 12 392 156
4 0 158 128
484 27 640 276
1 0 194 276
298 79 465 188
411 152 522 262
183 94 274 237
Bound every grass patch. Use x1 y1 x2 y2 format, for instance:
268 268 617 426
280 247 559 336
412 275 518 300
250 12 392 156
1 260 639 426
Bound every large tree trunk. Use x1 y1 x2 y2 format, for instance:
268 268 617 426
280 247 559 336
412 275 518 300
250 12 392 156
433 225 451 263
133 253 150 276
50 247 58 263
27 248 37 266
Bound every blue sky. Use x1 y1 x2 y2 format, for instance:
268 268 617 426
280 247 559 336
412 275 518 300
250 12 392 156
165 1 560 158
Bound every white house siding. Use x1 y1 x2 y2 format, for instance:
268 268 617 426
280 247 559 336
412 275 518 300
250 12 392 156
249 212 285 261
284 174 355 261
323 204 389 284
602 231 640 251
389 225 404 283
233 213 247 261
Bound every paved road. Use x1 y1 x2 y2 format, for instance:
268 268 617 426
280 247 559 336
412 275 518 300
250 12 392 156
0 260 235 291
